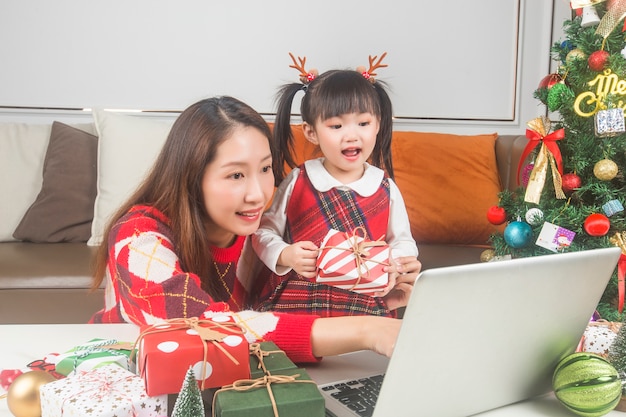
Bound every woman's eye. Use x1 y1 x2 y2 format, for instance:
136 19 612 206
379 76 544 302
231 173 243 180
262 165 272 173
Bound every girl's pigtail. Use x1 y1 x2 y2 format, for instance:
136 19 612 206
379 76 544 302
372 81 395 179
273 83 304 184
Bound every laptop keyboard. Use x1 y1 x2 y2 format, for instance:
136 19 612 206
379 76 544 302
321 374 385 417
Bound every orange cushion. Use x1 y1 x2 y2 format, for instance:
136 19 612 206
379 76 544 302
391 131 504 245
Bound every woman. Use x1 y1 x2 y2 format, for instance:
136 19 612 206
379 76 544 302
90 96 419 362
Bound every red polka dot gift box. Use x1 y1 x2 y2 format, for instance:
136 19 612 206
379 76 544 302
136 316 250 396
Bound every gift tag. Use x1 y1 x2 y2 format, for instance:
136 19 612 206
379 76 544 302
536 222 576 252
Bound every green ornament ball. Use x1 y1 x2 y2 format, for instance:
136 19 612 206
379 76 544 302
547 82 572 112
553 352 622 417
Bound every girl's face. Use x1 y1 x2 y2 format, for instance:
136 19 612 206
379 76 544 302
201 126 274 247
303 112 380 184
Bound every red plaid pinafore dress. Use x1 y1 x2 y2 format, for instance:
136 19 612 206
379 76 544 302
254 165 395 317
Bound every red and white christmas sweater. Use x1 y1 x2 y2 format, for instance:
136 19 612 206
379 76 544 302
89 205 319 363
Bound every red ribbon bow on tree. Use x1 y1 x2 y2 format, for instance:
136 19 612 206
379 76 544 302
517 117 565 184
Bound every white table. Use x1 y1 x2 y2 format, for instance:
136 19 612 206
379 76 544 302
0 324 623 417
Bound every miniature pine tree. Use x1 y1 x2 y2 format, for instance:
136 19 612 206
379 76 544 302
609 323 626 380
489 2 626 321
171 366 205 417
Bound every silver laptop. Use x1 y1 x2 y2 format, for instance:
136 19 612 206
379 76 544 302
320 247 622 417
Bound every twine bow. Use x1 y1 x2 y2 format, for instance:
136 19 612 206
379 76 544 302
610 232 626 313
319 226 389 290
588 318 622 333
212 373 317 417
249 343 287 375
518 117 566 204
132 317 246 390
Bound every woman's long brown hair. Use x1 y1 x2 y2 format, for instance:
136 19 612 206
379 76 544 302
91 96 272 300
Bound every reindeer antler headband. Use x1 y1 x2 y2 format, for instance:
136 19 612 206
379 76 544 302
356 52 388 83
288 52 388 85
289 53 319 85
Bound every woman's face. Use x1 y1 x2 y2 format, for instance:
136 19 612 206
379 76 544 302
201 126 274 247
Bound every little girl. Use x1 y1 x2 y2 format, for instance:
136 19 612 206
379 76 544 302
251 53 419 317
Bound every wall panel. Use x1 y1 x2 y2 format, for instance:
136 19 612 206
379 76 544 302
0 0 556 133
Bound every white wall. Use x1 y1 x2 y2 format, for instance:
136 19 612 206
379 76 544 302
0 0 562 134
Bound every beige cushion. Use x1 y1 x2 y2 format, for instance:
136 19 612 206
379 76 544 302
13 122 98 242
0 123 50 241
88 109 173 246
0 122 95 242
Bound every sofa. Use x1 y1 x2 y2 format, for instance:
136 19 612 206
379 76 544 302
0 109 528 324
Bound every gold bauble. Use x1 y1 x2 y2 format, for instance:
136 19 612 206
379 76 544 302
566 48 587 65
480 249 496 262
593 159 619 181
7 371 56 417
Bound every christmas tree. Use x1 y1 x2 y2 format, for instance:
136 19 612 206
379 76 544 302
171 367 205 417
489 1 626 321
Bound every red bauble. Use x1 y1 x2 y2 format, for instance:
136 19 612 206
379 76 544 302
0 369 23 391
487 206 507 225
561 173 582 194
583 213 610 236
588 50 610 72
538 73 562 90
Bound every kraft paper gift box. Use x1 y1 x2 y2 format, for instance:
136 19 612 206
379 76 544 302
316 228 389 296
249 342 296 379
137 316 250 396
40 363 167 417
54 338 133 376
212 368 325 417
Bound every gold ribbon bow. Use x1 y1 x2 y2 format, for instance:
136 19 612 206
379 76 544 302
522 117 566 204
596 0 626 38
610 231 626 255
132 317 246 390
570 0 607 8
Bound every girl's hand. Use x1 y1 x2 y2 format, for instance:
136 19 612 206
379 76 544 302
376 256 421 310
278 241 319 278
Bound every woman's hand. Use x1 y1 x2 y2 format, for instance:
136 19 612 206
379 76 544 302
311 316 402 358
377 256 421 311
